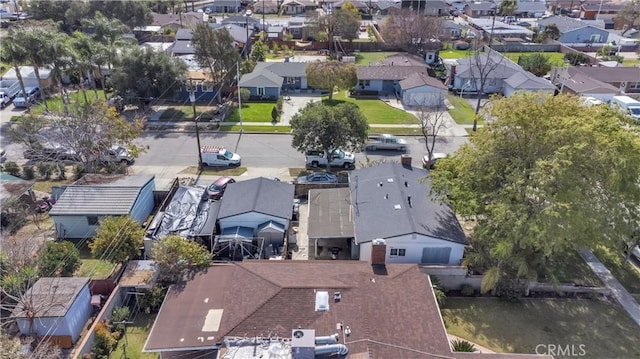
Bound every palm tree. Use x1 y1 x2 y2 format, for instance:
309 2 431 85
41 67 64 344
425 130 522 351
0 29 29 110
451 339 477 352
46 33 74 115
82 12 133 99
70 31 102 103
498 0 517 17
19 26 54 112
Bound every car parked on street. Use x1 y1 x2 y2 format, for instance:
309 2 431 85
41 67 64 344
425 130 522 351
206 176 236 200
13 87 40 108
422 152 448 169
296 172 338 184
365 134 407 151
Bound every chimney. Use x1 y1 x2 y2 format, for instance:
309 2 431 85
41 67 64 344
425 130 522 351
407 196 412 208
401 154 412 167
371 238 386 265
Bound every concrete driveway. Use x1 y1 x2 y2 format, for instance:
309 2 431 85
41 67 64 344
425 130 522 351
280 94 322 125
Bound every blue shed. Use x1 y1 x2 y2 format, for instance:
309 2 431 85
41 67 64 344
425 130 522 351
50 175 156 239
12 277 92 348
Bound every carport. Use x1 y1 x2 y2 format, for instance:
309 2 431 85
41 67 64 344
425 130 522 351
308 188 355 260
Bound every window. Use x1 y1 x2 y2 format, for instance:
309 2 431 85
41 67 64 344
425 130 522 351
628 82 640 90
287 77 296 84
358 80 370 88
589 34 601 42
87 216 99 225
257 87 265 96
390 248 406 256
202 81 214 92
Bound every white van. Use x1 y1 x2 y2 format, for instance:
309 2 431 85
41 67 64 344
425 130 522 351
200 146 241 167
611 96 640 121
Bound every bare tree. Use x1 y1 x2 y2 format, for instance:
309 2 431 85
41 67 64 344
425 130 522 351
381 9 442 54
467 38 504 131
619 0 640 36
415 97 448 166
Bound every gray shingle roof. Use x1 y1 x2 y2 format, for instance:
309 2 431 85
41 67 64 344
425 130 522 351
562 71 620 94
218 177 295 219
257 61 308 77
399 72 447 90
348 163 468 245
465 1 496 11
171 40 195 55
49 175 154 216
569 66 640 84
537 16 602 33
221 16 261 25
357 65 429 80
209 23 249 44
515 2 547 12
238 69 283 87
12 277 90 318
504 72 555 90
454 49 522 79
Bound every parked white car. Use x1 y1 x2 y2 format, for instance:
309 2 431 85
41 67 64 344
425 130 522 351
200 146 241 167
365 134 407 151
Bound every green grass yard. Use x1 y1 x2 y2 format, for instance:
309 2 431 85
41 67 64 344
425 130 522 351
354 51 399 65
446 94 482 125
32 89 107 115
324 91 417 124
503 52 566 67
593 245 640 295
158 106 195 121
226 102 279 122
219 125 291 133
443 298 640 359
74 241 116 280
110 313 159 359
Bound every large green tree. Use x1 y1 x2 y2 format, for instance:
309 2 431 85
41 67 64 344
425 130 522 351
430 93 640 295
90 215 145 264
191 24 240 103
37 241 81 277
291 102 368 169
518 53 552 77
306 61 357 102
110 46 187 107
151 235 210 284
0 29 29 110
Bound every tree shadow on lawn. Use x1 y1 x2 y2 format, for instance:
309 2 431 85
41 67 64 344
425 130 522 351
442 298 640 358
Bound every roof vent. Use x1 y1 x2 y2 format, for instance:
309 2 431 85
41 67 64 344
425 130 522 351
387 178 394 183
315 291 329 312
378 182 383 187
384 194 389 200
394 204 401 210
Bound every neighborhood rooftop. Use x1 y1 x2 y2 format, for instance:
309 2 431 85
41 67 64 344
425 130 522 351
218 177 295 219
349 162 468 245
11 277 90 318
308 187 355 238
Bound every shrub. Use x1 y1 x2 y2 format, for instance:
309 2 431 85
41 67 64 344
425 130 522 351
92 321 118 358
564 52 591 66
276 96 284 113
57 163 67 180
22 165 35 180
111 306 130 332
37 241 81 277
271 106 279 122
460 284 475 296
2 161 21 177
73 164 85 180
36 162 56 180
451 339 477 352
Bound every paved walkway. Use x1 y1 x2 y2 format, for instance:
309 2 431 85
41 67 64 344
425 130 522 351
579 248 640 328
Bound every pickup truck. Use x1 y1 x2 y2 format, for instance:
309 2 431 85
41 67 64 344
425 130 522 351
94 145 134 165
0 80 20 108
305 149 355 169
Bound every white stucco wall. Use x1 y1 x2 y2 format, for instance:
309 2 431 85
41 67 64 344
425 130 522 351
402 87 446 107
357 234 466 265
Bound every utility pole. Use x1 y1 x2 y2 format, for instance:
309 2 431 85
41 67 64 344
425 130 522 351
236 63 244 132
189 78 204 169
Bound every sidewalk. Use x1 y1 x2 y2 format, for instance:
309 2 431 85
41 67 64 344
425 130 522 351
579 248 640 328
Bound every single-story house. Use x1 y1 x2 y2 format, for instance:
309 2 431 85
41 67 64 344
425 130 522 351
503 71 558 97
267 25 285 40
463 1 496 17
49 175 155 239
349 163 469 265
537 16 610 44
400 72 448 107
209 23 253 53
447 48 556 96
561 66 640 96
239 61 308 99
440 20 465 40
2 66 54 90
12 277 92 348
422 0 450 16
373 0 401 14
468 18 534 40
254 0 280 14
171 24 250 56
286 16 309 39
215 177 294 257
333 0 369 13
143 261 553 358
282 0 317 14
206 0 241 13
514 1 547 18
220 15 261 30
553 67 620 102
150 12 206 31
580 2 623 20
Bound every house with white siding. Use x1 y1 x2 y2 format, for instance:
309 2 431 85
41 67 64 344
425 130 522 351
49 175 156 239
348 163 469 265
12 277 92 348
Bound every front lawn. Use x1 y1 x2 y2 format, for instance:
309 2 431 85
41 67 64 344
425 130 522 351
544 250 603 287
366 127 422 135
218 125 291 133
443 298 640 359
158 106 195 121
226 102 279 122
110 312 159 359
33 90 108 114
354 52 398 65
325 91 417 124
439 49 473 59
593 244 640 295
446 94 482 125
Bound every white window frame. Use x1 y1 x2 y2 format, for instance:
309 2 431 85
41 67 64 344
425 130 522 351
257 87 265 96
202 81 214 92
287 77 296 84
390 248 406 257
589 34 601 42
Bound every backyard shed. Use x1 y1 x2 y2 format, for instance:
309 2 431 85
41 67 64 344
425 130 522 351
49 175 155 239
12 277 92 348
